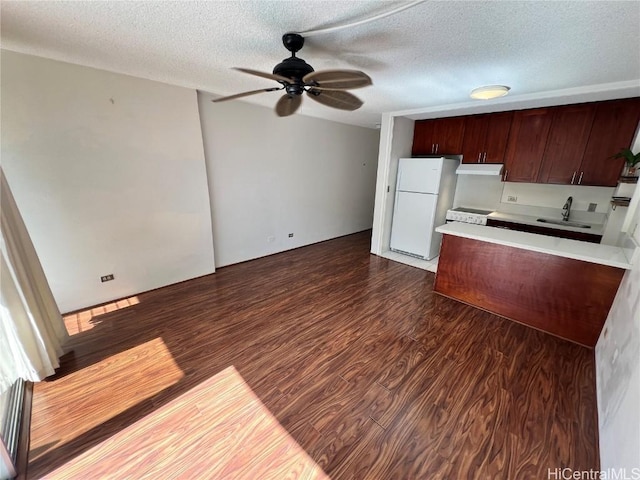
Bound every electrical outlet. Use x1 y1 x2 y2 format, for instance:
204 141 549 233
588 203 597 212
288 233 294 238
507 196 518 202
100 274 114 283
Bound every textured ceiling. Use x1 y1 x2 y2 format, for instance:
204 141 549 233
1 1 639 128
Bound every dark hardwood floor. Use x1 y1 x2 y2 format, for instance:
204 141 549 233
28 231 599 479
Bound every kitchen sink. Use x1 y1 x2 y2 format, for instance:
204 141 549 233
536 218 591 229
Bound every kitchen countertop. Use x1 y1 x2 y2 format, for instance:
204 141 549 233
436 222 632 269
488 211 605 236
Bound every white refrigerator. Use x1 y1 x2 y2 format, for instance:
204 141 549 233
390 157 459 260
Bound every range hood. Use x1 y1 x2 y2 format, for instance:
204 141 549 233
455 163 503 175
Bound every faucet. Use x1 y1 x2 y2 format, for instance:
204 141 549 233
562 196 573 221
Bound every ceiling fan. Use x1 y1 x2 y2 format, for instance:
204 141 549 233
212 33 372 117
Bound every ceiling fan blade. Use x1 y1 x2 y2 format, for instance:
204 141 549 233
303 70 372 90
306 89 363 111
275 94 303 117
212 87 283 103
234 67 292 83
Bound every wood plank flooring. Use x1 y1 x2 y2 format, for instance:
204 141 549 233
27 231 599 479
41 366 329 479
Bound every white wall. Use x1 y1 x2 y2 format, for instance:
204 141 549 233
1 51 215 313
596 200 640 472
370 115 414 255
197 91 379 267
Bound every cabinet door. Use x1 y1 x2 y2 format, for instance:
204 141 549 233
503 108 553 182
412 117 465 156
579 98 640 187
461 115 487 164
461 112 512 164
538 104 595 184
483 111 513 164
432 116 465 154
412 119 436 156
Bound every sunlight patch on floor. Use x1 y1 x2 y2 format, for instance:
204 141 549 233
63 296 140 335
29 337 183 464
44 366 329 479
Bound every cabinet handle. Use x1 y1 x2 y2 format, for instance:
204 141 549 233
432 144 436 154
570 172 576 184
578 171 584 184
503 170 508 181
482 152 487 163
477 152 482 163
435 144 439 154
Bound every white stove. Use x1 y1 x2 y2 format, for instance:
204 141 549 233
445 207 494 225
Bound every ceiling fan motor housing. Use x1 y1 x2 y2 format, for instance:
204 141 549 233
273 57 314 86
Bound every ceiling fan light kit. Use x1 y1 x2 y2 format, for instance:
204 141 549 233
470 85 511 100
213 33 372 117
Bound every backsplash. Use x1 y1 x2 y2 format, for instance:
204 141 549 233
453 175 503 210
501 182 615 213
453 176 616 214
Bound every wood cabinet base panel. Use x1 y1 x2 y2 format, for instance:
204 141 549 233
434 235 624 347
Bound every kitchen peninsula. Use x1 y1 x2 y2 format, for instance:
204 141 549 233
434 222 633 347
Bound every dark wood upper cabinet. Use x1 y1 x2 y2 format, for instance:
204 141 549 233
537 104 596 184
412 117 465 156
484 112 514 164
412 97 639 186
412 119 435 156
503 108 553 183
461 112 513 164
579 98 640 187
460 115 486 163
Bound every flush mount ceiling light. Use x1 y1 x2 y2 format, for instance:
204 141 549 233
470 85 511 100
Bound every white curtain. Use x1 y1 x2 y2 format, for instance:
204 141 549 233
0 168 69 393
